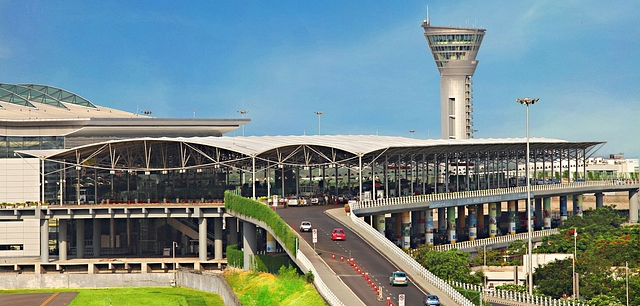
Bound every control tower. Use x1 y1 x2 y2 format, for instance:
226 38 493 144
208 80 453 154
422 18 485 139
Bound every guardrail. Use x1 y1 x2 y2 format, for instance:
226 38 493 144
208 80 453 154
352 180 638 211
297 249 344 306
450 281 590 306
433 229 559 252
349 212 475 306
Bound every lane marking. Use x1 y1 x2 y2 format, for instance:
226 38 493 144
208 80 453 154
40 292 59 306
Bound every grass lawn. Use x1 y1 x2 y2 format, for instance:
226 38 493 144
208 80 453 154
224 269 326 306
0 287 224 306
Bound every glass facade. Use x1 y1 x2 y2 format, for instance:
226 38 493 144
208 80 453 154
0 136 64 158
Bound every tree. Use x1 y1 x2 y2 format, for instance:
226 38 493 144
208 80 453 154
411 246 481 284
533 258 573 298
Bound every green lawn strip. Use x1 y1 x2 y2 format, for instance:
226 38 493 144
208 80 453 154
225 269 325 306
0 287 224 306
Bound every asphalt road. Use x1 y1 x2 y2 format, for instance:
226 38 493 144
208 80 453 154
276 204 427 306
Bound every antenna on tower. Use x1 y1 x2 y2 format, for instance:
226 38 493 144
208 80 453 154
426 5 430 25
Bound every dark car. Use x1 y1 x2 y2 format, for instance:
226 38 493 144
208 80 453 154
424 294 440 305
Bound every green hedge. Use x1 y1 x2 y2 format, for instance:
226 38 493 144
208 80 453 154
224 192 298 256
226 244 243 268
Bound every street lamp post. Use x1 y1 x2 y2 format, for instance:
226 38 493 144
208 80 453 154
238 110 248 136
516 97 538 296
314 111 324 135
172 241 178 287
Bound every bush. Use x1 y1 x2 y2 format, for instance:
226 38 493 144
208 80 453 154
225 192 298 255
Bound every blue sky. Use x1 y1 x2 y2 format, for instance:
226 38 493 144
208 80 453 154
1 1 639 157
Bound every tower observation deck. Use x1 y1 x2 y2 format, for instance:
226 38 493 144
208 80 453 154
422 18 485 140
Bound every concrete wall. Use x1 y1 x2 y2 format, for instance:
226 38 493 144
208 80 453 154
0 158 40 203
0 273 173 289
178 271 241 306
0 219 40 257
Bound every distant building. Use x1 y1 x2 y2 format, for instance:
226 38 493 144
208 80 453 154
585 154 639 179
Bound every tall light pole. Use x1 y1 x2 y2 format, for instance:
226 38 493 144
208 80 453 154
314 111 324 135
573 228 578 299
172 241 178 286
516 97 538 296
238 110 248 136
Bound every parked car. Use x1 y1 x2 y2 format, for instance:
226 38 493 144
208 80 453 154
424 294 440 305
389 271 409 286
310 196 319 205
299 221 312 232
299 196 310 206
331 228 346 241
286 196 299 206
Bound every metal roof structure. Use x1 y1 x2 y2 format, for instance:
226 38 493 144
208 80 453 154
17 135 605 172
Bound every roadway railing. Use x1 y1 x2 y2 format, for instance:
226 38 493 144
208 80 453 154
297 249 344 306
349 212 475 306
450 281 590 306
432 229 559 252
352 180 638 211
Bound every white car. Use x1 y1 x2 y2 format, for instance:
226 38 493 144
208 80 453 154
299 221 312 232
287 196 299 206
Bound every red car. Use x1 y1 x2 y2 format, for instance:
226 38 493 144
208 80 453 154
331 228 346 241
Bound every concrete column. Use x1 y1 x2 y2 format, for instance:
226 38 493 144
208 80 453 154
535 198 543 230
560 195 568 221
477 204 485 235
214 217 223 259
59 219 67 261
629 189 638 224
416 210 425 237
543 198 552 230
457 205 466 237
243 222 257 271
573 194 584 217
447 207 456 244
425 209 434 246
468 205 477 241
198 217 208 262
488 202 498 238
93 219 101 257
76 220 85 258
40 219 49 263
374 214 386 235
595 192 604 209
109 218 115 248
438 208 446 233
527 198 534 232
508 200 517 235
265 231 276 254
227 217 238 247
401 211 411 250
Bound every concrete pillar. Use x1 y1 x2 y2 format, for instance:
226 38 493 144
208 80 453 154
401 211 411 250
573 194 584 217
543 198 552 230
416 210 425 237
447 207 456 244
535 198 543 230
265 231 276 254
227 217 238 247
198 217 208 262
76 220 85 258
438 207 446 233
508 200 517 235
394 213 402 244
59 219 67 261
374 214 386 235
214 217 223 259
488 202 498 238
595 192 604 209
40 219 49 263
109 218 115 248
243 222 257 271
457 205 466 238
560 195 568 221
629 189 638 224
468 205 477 241
425 209 434 246
93 219 101 257
477 204 485 236
527 198 534 232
